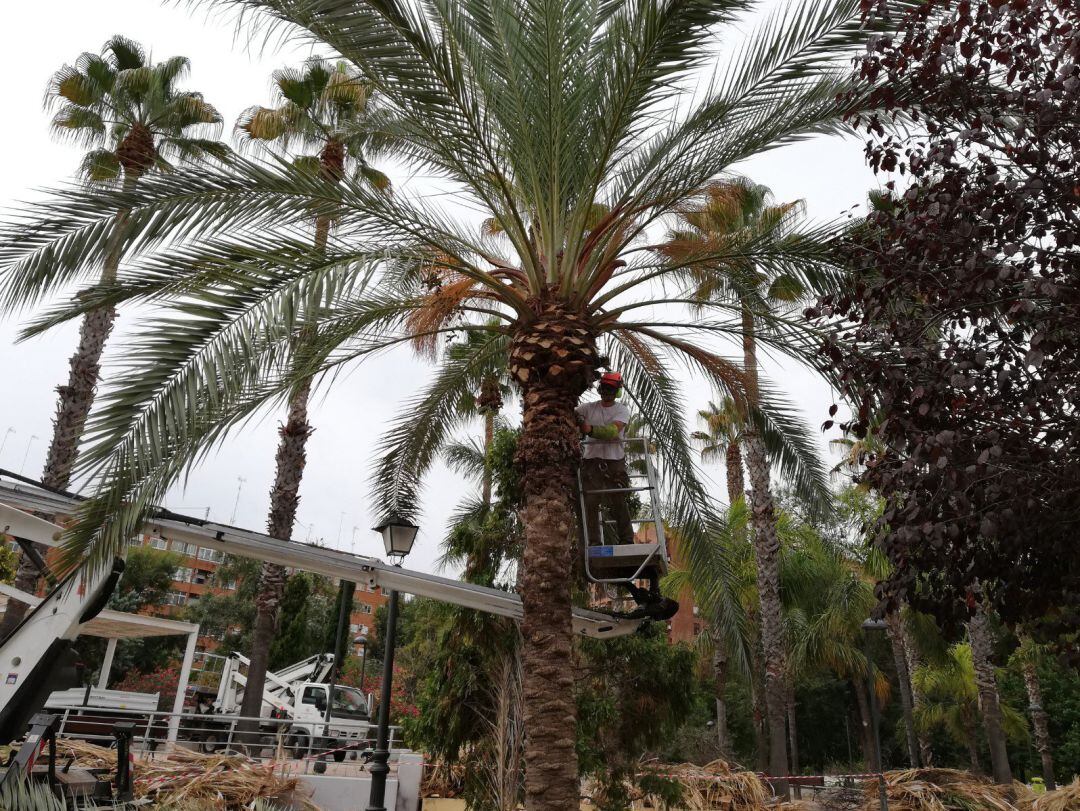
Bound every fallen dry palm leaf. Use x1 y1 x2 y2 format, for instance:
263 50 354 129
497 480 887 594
56 739 318 809
1030 778 1080 811
863 768 1029 811
635 759 770 811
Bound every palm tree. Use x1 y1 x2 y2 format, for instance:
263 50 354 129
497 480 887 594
913 642 1027 774
692 398 745 505
1013 636 1056 790
232 57 387 731
438 329 514 506
661 178 831 784
0 36 223 637
0 2 906 804
966 600 1013 784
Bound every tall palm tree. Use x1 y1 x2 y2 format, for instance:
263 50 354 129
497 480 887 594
913 642 1027 774
0 2 907 804
232 58 387 730
966 600 1013 784
661 178 831 783
0 36 223 638
1013 636 1056 790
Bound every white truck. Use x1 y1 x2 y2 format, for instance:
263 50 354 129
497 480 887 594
195 651 373 758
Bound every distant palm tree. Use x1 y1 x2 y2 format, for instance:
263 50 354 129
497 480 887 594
1012 636 1056 790
914 642 1027 775
966 600 1013 784
0 36 223 637
691 399 745 506
662 178 832 783
233 58 387 730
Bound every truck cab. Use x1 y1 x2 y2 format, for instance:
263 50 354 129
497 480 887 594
286 682 372 757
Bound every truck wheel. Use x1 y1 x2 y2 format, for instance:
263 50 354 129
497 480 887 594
333 749 347 763
288 732 311 759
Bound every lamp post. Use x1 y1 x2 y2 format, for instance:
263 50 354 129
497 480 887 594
323 579 355 740
862 618 889 811
365 515 419 811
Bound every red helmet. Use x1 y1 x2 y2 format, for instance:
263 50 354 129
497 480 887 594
599 371 623 389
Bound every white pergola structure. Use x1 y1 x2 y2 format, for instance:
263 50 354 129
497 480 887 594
0 585 200 744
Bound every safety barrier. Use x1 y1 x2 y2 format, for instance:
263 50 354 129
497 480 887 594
41 704 405 773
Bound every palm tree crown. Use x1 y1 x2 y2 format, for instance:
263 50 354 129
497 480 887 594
47 35 225 182
236 57 388 188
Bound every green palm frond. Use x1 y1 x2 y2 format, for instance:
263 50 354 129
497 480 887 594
443 437 488 481
0 0 912 579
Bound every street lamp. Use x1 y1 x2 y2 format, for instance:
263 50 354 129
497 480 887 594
365 516 418 811
862 618 889 811
373 515 419 562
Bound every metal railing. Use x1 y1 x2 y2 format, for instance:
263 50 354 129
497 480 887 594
43 704 405 773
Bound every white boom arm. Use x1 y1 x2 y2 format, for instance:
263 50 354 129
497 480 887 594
0 507 124 744
0 478 641 640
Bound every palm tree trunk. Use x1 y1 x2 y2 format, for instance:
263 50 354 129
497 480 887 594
748 614 769 771
785 677 801 799
967 603 1012 784
725 442 745 505
238 210 330 735
509 305 598 811
1021 656 1055 790
482 409 495 506
739 307 789 795
237 378 314 734
713 645 731 758
965 716 982 774
885 609 920 767
903 615 934 766
0 174 136 639
852 679 877 770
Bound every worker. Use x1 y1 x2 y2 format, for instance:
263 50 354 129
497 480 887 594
576 371 635 547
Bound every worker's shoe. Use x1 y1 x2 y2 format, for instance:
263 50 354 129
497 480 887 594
616 597 679 621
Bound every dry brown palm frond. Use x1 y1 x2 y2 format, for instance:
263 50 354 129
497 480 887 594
55 739 318 809
864 768 1029 811
634 758 769 811
1030 778 1080 811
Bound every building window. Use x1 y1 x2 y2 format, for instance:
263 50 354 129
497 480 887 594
358 604 373 614
150 537 168 551
173 567 193 583
197 547 214 561
225 580 237 591
166 592 188 606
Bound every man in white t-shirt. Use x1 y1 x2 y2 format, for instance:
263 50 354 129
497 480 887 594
575 371 635 546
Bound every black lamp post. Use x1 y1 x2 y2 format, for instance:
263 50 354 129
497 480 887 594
365 515 418 811
862 618 889 811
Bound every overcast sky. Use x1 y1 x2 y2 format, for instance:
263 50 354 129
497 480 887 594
0 0 876 577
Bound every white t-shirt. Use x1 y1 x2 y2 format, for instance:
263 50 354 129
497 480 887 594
576 400 631 460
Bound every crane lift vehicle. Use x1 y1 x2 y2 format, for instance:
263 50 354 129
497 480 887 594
192 651 372 758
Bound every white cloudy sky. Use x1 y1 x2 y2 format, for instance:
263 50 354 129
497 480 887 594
0 0 875 576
